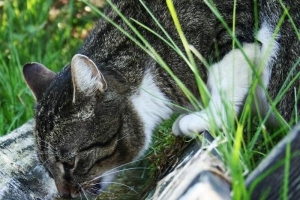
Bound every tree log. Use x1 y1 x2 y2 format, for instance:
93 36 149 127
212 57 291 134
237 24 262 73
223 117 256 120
246 124 300 199
147 132 232 200
0 120 58 200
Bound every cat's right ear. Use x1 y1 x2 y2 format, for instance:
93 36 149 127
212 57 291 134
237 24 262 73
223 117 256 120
71 54 107 103
23 63 56 101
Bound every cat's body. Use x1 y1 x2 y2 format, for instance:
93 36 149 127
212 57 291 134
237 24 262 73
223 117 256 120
23 0 299 198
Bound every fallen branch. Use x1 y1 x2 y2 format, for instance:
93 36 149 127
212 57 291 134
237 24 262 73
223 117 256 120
0 120 58 200
246 124 300 199
147 132 231 200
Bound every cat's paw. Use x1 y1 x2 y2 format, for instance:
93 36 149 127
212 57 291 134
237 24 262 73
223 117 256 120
172 111 210 138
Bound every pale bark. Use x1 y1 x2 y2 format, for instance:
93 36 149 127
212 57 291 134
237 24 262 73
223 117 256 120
246 124 300 199
148 132 231 200
0 120 58 200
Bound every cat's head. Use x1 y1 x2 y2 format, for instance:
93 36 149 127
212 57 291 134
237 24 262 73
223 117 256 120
23 54 145 198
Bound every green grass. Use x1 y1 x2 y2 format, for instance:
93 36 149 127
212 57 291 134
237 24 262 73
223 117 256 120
0 0 98 135
1 0 299 199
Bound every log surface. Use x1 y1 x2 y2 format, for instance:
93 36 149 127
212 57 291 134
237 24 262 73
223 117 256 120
246 124 300 199
0 120 58 200
147 132 232 200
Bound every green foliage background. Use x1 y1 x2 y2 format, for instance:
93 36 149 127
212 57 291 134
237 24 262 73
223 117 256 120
0 0 99 135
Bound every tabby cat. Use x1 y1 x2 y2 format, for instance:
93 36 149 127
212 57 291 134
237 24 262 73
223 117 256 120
23 0 299 198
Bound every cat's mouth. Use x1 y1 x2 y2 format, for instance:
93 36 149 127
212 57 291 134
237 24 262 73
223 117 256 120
55 170 115 199
56 178 103 199
81 178 104 197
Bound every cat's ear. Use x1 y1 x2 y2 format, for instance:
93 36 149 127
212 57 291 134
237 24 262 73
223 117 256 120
71 54 107 102
23 63 56 101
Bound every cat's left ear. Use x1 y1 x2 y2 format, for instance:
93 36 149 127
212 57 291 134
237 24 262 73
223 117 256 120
23 63 56 101
71 54 107 103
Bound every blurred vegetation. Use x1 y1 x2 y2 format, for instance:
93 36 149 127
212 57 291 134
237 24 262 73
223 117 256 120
0 0 100 135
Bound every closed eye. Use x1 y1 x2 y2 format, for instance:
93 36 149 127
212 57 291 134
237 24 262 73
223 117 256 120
79 131 119 152
87 146 118 172
76 140 118 175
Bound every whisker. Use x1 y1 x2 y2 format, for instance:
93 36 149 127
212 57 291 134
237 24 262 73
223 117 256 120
78 183 90 200
37 163 54 176
36 152 57 156
95 186 113 197
38 140 57 151
90 158 147 182
38 145 57 154
41 154 55 165
98 167 150 179
104 158 146 173
95 181 138 194
84 190 99 200
116 133 132 143
39 155 57 174
39 139 56 147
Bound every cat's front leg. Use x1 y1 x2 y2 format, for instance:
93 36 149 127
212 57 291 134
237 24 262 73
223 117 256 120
172 43 261 137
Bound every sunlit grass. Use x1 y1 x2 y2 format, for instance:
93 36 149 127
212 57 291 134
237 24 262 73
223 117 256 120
0 0 98 135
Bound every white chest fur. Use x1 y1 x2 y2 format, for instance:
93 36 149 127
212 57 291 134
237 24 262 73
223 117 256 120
131 69 173 153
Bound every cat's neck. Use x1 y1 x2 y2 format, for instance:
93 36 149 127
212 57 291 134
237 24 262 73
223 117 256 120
130 69 173 153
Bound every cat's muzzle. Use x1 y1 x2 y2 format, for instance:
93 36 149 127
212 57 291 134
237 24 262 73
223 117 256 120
81 178 104 197
56 177 103 199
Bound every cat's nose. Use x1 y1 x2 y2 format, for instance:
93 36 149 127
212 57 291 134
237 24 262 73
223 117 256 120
59 194 71 199
58 190 71 199
57 184 80 199
71 190 80 198
56 183 72 199
58 191 72 199
57 189 80 199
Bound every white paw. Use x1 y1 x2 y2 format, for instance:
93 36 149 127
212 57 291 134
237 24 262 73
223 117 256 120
172 111 210 138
